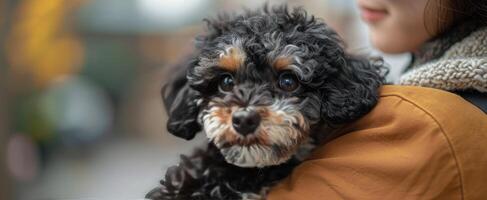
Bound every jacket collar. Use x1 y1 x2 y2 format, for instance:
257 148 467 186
399 25 487 92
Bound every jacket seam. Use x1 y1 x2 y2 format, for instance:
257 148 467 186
380 93 465 200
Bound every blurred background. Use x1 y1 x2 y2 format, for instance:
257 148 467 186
0 0 409 199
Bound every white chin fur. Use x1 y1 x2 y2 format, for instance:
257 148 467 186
220 144 292 168
201 99 310 168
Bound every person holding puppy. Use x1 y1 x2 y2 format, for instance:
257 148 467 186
268 0 487 199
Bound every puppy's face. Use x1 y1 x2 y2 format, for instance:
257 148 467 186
196 41 313 167
164 6 383 168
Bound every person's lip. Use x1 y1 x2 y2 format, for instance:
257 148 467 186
359 5 388 23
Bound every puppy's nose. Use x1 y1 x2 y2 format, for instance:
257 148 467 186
232 110 261 136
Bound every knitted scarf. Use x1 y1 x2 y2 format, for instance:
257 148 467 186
399 24 487 92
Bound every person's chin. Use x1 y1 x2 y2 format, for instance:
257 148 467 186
369 31 405 53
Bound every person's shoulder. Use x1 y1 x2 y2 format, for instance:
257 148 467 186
369 85 487 157
377 85 487 124
380 84 466 104
346 84 487 144
368 85 487 200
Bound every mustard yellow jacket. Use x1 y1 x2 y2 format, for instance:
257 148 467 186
268 85 487 200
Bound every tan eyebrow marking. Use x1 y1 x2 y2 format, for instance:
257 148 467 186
272 57 292 71
218 47 246 72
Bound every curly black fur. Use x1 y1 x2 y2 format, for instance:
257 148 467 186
148 5 386 200
146 143 300 200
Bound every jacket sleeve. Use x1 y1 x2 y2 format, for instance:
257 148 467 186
267 94 462 200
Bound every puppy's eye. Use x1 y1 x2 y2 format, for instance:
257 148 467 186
278 72 299 91
219 74 235 92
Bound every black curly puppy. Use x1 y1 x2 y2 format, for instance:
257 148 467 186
147 5 385 200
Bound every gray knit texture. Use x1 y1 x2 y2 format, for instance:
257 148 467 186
400 27 487 92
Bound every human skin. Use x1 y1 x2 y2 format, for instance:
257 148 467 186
356 0 444 53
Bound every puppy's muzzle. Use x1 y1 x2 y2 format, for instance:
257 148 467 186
232 108 261 136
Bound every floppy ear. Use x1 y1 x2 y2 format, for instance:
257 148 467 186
272 6 385 124
162 59 202 140
321 56 385 124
